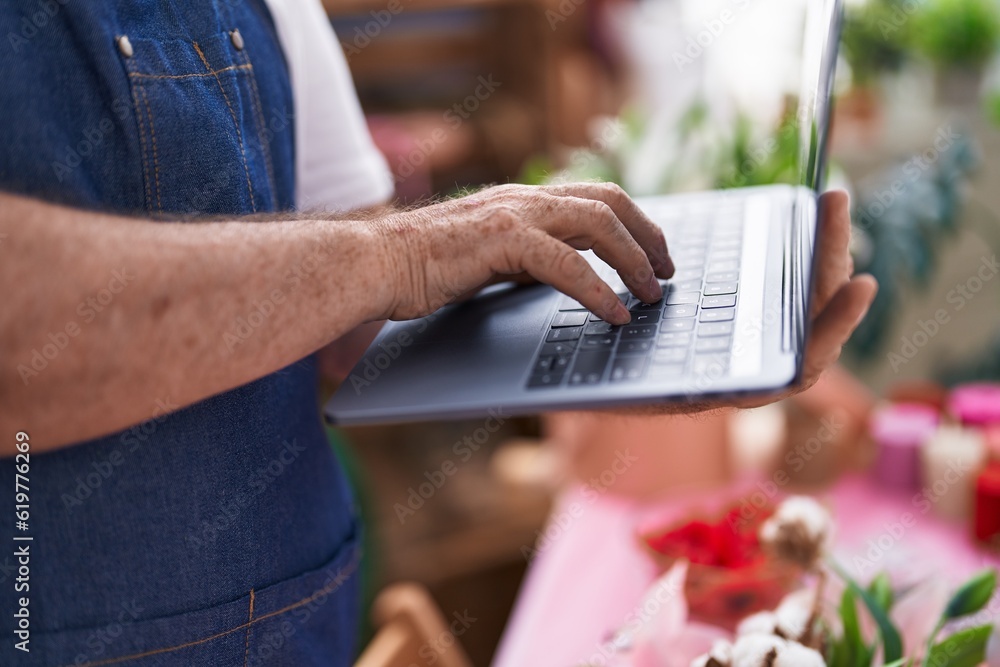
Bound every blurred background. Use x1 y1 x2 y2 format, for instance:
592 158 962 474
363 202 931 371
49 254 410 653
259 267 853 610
316 0 1000 663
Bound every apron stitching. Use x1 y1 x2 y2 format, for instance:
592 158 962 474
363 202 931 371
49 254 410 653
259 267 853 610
139 84 163 213
242 589 255 667
125 59 154 213
192 41 257 213
63 545 361 667
242 55 278 207
127 64 252 81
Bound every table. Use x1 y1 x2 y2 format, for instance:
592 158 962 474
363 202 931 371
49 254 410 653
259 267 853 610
493 475 1000 667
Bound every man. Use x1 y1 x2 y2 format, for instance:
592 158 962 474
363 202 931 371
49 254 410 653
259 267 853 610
0 0 875 664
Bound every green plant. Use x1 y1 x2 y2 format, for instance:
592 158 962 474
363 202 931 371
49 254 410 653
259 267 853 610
913 0 1000 68
841 0 913 86
827 565 997 667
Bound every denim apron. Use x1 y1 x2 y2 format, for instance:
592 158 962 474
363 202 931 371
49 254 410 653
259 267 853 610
0 2 361 665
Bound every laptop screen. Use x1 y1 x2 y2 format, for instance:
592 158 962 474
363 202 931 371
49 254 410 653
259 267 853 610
796 0 843 193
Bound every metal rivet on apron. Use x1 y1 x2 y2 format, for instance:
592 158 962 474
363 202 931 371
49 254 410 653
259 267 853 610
117 35 133 58
230 29 244 51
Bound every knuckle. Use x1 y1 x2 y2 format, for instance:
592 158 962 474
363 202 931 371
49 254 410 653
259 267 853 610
554 248 590 282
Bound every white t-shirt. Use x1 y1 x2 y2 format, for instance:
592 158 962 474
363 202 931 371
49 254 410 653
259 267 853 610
262 0 395 213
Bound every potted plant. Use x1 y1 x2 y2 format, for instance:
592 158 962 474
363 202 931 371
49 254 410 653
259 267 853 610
913 0 1000 105
839 0 913 127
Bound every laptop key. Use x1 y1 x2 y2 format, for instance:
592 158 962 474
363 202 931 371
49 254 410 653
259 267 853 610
698 322 734 337
661 319 696 332
700 308 735 323
702 294 737 309
533 356 556 374
695 336 732 353
706 271 740 283
551 311 589 328
653 347 688 364
569 350 611 385
648 363 686 379
584 321 616 336
665 291 700 305
581 334 617 348
630 311 660 325
704 282 738 296
541 341 577 356
528 371 564 388
657 331 692 348
628 297 663 312
668 280 703 292
546 326 583 342
610 356 647 382
693 355 729 375
662 304 698 319
619 339 653 355
622 324 658 339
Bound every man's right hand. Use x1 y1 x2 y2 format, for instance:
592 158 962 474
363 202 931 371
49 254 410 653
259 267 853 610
370 183 676 326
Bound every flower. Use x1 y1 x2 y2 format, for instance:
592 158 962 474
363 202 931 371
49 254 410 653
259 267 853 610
759 497 832 570
731 634 786 666
690 635 826 667
689 639 733 667
772 642 825 667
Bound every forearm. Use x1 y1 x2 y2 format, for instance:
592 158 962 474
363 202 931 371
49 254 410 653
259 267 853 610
0 193 390 453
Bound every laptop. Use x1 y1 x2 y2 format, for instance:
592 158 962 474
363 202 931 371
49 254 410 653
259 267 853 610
326 0 844 426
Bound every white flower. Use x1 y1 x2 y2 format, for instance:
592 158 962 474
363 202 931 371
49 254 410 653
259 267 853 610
690 639 734 667
773 589 815 641
732 634 787 667
760 496 833 569
773 642 825 667
736 611 777 637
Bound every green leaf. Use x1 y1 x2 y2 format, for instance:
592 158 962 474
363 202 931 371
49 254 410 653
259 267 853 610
868 572 895 611
832 563 904 663
882 660 909 667
840 588 868 666
943 569 997 620
925 625 993 667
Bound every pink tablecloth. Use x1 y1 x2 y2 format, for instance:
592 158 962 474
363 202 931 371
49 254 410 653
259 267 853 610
493 475 1000 667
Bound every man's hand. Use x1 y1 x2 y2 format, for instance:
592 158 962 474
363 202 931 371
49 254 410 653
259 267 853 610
778 189 877 397
371 183 675 326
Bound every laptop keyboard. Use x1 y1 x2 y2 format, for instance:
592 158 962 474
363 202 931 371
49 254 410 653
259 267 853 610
526 204 743 389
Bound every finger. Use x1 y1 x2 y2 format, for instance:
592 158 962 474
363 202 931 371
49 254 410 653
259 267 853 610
518 231 632 325
543 195 663 303
541 182 675 280
811 189 854 318
803 274 878 384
